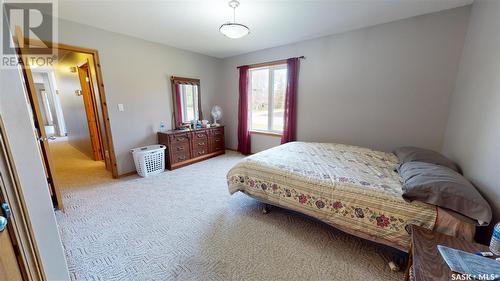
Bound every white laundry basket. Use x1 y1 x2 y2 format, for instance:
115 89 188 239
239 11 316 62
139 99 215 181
131 145 166 177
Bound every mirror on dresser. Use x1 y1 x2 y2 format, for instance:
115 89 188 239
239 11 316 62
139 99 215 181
171 76 202 128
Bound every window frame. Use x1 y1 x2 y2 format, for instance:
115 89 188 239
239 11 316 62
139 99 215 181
248 63 287 136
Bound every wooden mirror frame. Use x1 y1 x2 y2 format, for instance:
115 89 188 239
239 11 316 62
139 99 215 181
171 76 202 128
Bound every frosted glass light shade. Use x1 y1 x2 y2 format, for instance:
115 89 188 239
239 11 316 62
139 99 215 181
219 23 249 39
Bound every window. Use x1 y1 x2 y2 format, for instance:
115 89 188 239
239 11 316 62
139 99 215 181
249 64 287 133
181 84 198 121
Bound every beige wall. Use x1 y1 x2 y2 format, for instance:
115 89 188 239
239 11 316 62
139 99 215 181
56 19 222 175
250 134 281 154
442 0 500 239
218 7 470 154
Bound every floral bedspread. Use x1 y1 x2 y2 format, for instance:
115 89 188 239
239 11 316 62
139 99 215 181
227 142 437 250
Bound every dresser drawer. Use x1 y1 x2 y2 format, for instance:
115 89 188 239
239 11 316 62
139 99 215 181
171 142 189 153
193 148 208 157
193 138 208 149
212 127 224 136
169 134 190 143
171 151 190 164
194 132 209 139
213 136 225 151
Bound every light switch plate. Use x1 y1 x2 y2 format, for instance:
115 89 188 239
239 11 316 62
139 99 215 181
118 104 124 112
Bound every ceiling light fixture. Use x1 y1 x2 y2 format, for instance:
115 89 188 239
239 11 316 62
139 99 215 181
219 0 249 39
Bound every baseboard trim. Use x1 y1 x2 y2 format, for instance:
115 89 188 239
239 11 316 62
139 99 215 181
117 171 137 178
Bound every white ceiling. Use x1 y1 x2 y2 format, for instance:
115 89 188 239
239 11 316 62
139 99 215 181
57 0 473 58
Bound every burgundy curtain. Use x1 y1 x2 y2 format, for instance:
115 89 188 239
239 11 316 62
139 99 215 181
175 83 183 128
281 58 299 144
237 66 251 155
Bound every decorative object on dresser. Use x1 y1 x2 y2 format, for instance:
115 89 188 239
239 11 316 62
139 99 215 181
405 225 491 281
158 126 225 170
211 105 222 127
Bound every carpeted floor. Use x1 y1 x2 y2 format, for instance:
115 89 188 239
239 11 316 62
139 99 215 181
52 141 405 281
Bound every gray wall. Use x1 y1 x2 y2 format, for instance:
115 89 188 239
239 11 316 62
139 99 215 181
442 0 500 238
56 19 222 175
218 7 470 153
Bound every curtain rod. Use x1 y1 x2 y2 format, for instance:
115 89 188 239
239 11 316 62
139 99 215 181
237 56 305 69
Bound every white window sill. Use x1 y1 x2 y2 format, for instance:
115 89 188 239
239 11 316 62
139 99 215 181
250 130 283 137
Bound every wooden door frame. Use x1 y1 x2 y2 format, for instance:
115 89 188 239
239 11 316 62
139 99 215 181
77 61 104 162
0 117 45 281
16 37 119 179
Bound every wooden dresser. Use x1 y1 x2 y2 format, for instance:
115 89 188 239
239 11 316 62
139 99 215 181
158 126 225 170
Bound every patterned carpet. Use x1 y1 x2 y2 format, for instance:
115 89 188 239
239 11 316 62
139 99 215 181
52 141 405 281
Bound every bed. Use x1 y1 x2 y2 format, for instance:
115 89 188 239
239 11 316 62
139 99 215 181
227 142 475 252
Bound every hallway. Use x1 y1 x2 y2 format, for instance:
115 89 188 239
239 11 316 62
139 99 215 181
49 140 111 193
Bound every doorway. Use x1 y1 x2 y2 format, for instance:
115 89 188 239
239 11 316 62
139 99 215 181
33 50 107 162
13 28 118 210
32 48 117 197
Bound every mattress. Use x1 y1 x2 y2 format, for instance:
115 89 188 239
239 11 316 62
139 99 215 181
227 142 438 251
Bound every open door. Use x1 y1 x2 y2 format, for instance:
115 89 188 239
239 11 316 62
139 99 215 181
77 61 103 161
12 27 63 210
